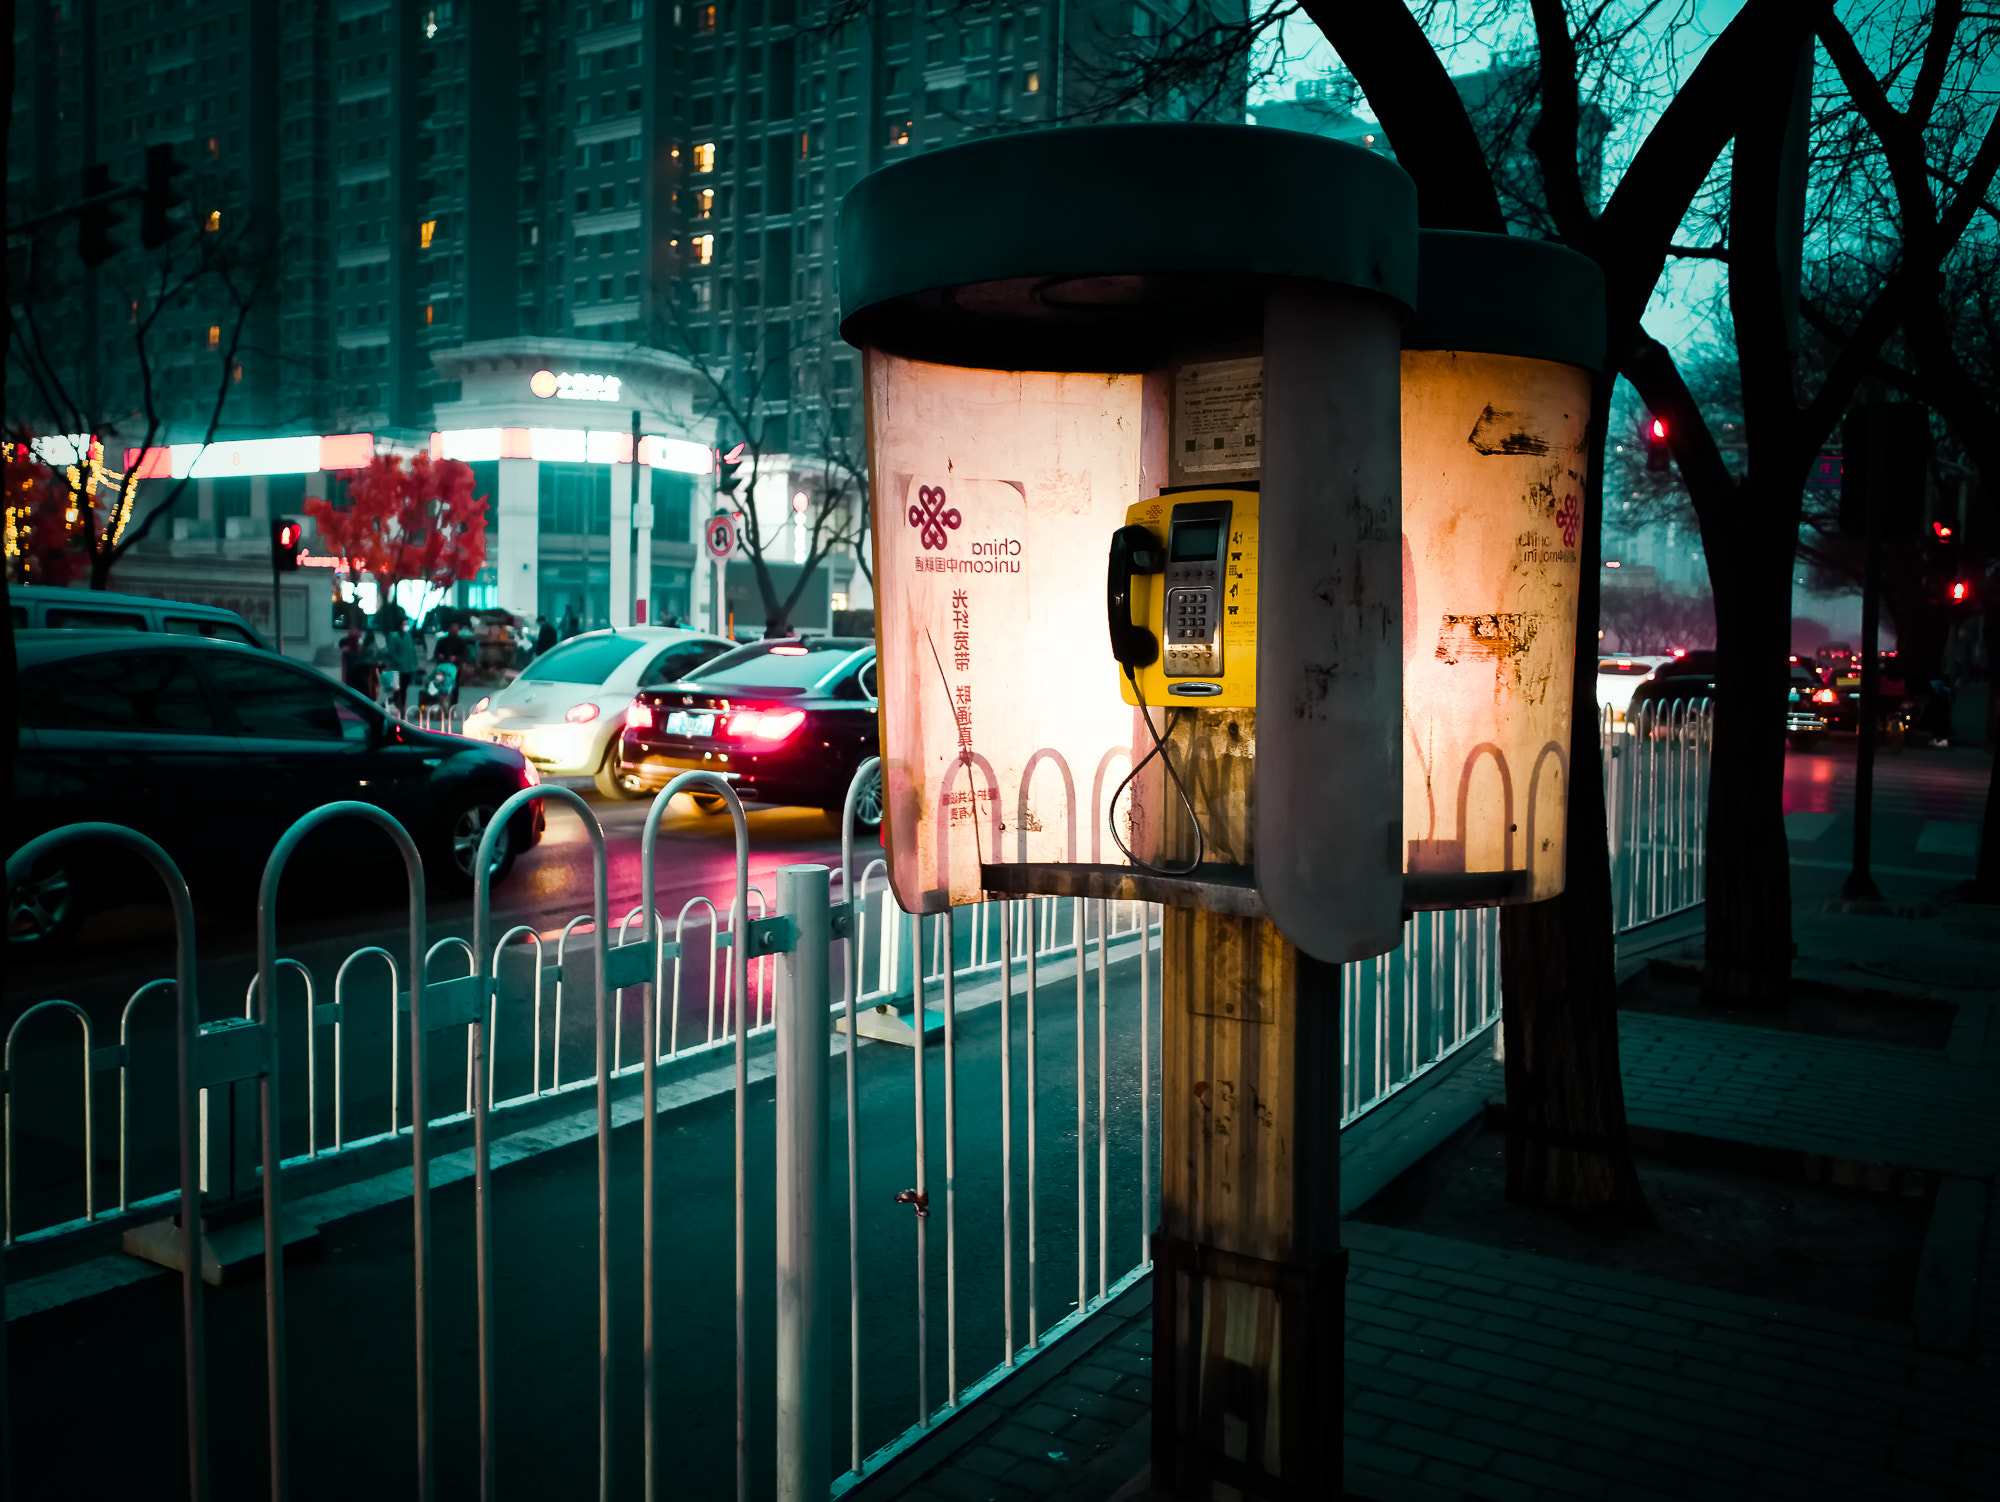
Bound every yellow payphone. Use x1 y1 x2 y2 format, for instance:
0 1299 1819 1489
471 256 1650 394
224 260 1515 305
1108 488 1259 709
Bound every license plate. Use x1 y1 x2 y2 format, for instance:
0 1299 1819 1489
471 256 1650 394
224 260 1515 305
490 731 523 748
666 711 714 737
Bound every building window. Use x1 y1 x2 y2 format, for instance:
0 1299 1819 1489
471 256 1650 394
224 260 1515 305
692 234 715 264
694 4 717 36
692 141 715 173
207 325 220 348
695 188 714 219
600 276 613 299
625 272 639 296
420 219 437 248
204 210 222 231
886 117 912 147
1023 69 1040 93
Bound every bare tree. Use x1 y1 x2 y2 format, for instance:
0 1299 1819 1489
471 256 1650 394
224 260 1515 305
652 296 864 635
6 214 277 589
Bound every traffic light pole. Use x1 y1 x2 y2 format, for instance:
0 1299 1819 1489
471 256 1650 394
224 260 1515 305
273 557 283 660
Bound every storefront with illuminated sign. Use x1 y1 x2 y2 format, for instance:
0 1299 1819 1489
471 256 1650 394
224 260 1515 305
429 338 719 630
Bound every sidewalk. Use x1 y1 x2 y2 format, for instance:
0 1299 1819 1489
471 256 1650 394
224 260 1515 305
849 898 1998 1501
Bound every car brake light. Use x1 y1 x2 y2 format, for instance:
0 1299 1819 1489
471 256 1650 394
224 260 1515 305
1812 688 1837 704
566 702 600 724
727 709 806 743
770 645 809 655
470 695 491 716
521 761 541 786
628 700 654 729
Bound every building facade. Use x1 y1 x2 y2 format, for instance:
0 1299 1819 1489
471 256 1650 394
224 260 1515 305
8 0 1234 640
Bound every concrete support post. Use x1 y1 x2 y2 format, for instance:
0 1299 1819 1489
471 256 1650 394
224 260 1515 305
609 461 635 629
774 863 832 1502
496 457 538 620
1153 909 1346 1500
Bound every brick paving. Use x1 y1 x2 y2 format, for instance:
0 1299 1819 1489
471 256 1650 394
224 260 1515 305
848 902 1998 1501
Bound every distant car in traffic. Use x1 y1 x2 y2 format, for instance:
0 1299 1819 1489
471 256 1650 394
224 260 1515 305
1624 652 1837 751
462 626 732 798
618 637 883 831
10 583 269 647
1596 653 1672 721
9 631 543 950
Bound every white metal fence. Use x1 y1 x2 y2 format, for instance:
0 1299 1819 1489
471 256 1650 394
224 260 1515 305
2 713 1711 1499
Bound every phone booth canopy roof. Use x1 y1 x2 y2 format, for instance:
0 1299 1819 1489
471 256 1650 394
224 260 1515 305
839 123 1418 371
1406 229 1607 368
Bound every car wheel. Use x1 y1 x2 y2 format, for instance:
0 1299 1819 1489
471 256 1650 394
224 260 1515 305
8 859 82 952
690 793 729 816
594 748 642 801
829 763 884 834
434 800 518 893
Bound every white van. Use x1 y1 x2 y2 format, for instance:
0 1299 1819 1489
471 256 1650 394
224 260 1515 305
9 584 270 648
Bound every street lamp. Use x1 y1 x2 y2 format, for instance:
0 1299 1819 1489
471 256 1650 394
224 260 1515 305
1399 230 1607 910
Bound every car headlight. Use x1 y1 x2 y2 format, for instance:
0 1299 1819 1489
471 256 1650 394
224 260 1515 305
470 695 491 716
566 702 600 724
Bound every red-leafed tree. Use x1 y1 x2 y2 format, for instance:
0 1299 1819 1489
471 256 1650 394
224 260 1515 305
304 452 488 610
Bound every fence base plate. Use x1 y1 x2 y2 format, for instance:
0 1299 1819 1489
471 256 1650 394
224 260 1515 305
835 1004 946 1049
122 1209 322 1287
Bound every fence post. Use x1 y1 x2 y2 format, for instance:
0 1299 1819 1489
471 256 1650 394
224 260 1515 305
774 863 831 1502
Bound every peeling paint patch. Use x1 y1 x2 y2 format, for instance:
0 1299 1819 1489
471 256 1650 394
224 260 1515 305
1435 612 1540 665
1293 663 1342 721
1468 405 1552 456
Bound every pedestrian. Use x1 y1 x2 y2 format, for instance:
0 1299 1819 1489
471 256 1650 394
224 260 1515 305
380 618 419 717
339 624 364 690
534 614 558 657
434 619 474 717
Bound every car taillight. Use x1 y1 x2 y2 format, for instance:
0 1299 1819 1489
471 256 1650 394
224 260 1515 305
470 695 491 716
521 761 541 786
727 709 806 743
566 702 600 724
628 700 654 730
1813 688 1837 704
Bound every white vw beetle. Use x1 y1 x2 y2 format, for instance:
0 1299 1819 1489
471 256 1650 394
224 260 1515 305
463 626 732 797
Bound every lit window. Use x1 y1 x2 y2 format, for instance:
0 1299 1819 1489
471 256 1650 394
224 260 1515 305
696 188 714 219
1023 69 1040 94
420 218 437 248
693 234 714 265
425 304 435 324
887 118 912 147
692 141 715 173
695 4 716 35
207 325 220 348
204 210 222 231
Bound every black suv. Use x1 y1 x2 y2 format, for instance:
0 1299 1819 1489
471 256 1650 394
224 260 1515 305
10 631 543 949
618 638 882 830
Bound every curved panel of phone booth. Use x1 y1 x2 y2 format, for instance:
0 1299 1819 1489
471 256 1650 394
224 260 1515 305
840 124 1417 966
1399 231 1607 910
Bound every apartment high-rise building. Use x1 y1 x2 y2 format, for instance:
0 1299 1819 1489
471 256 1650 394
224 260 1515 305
7 0 1242 633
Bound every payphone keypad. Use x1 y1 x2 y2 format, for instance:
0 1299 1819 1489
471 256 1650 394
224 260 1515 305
1164 568 1221 676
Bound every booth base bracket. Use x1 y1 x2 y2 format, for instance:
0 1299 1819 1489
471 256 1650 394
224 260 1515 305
978 862 1265 915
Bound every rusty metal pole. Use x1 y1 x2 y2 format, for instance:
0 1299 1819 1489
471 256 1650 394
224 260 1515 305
1152 909 1346 1500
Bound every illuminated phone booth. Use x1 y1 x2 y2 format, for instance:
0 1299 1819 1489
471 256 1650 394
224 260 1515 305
839 124 1417 963
1399 231 1606 909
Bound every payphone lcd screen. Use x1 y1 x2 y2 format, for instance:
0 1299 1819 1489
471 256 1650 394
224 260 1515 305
1169 520 1222 562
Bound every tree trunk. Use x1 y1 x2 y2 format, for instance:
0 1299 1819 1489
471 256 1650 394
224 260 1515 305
1499 377 1650 1220
1702 521 1797 1002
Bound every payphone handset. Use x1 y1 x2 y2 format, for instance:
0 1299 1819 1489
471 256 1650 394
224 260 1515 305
1108 488 1259 709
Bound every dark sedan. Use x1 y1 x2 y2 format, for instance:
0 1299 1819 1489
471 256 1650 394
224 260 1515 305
618 638 883 830
9 631 543 949
1624 652 1836 749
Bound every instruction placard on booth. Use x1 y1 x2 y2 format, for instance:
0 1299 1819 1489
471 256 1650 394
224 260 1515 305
868 354 1155 911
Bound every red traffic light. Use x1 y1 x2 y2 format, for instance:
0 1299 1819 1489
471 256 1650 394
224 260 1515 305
1950 580 1970 603
1651 418 1666 439
1933 521 1954 541
276 521 302 548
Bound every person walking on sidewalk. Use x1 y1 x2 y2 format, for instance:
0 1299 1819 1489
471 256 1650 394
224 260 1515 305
533 614 558 658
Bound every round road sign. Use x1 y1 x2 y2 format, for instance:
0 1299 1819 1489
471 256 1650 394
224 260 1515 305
704 513 737 559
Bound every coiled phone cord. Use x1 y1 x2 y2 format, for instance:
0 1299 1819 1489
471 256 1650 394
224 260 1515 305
1109 664 1206 877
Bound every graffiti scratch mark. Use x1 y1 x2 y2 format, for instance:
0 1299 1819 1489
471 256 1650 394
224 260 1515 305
1468 405 1552 456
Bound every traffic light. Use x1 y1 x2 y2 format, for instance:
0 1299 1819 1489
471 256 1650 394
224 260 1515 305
1840 402 1926 539
1949 579 1971 604
140 142 191 250
1644 415 1670 473
271 517 304 572
77 162 123 268
717 441 747 497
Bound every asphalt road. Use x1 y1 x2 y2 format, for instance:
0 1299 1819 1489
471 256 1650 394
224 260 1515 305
1779 736 1992 901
